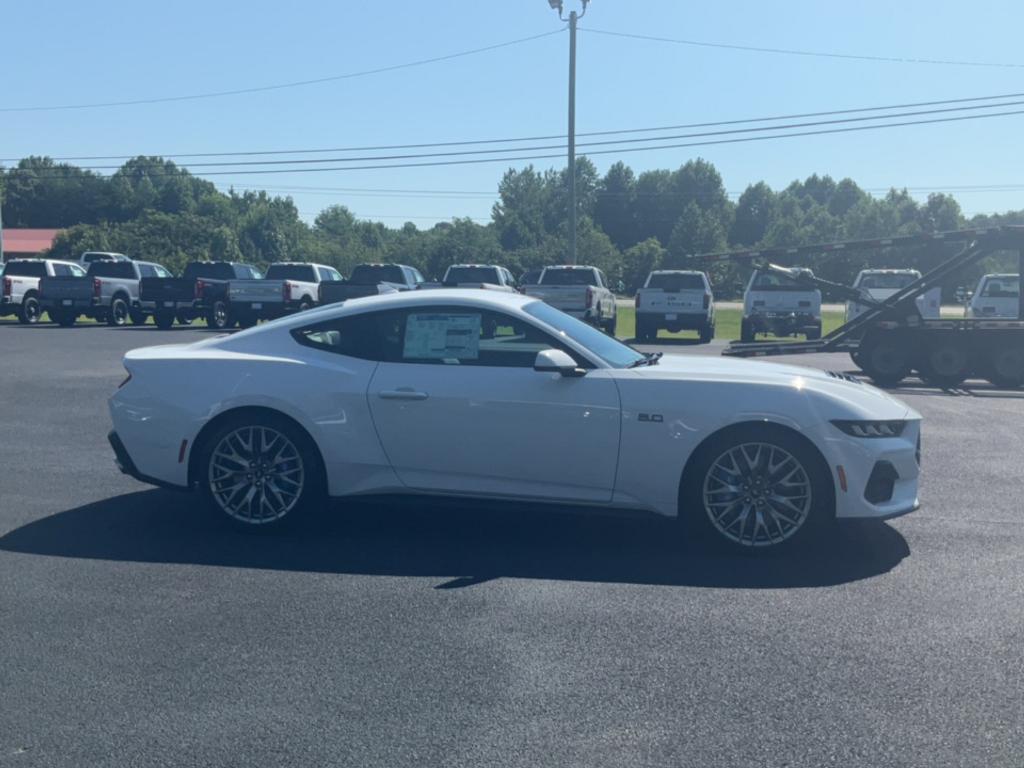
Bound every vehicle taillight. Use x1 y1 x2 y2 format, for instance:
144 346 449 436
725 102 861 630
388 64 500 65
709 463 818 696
703 294 710 309
2 278 10 297
284 282 292 301
586 286 594 309
195 280 205 300
93 278 102 298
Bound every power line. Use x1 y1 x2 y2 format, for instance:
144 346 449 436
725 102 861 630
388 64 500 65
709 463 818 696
21 99 1024 173
0 29 565 113
10 106 1024 180
10 90 1024 163
581 27 1024 69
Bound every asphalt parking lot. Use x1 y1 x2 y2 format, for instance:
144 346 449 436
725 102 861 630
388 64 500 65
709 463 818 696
2 322 1023 768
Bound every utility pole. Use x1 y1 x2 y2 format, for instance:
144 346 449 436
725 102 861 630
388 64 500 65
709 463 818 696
548 0 590 264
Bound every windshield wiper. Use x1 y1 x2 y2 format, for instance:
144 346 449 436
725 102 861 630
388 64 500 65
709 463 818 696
627 352 662 368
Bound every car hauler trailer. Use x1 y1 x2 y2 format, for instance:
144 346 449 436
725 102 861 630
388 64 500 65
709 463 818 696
687 226 1024 388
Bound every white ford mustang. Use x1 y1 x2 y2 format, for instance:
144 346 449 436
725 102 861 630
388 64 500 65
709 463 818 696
108 289 921 551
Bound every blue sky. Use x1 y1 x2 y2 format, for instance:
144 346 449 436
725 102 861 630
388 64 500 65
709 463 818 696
4 0 1024 226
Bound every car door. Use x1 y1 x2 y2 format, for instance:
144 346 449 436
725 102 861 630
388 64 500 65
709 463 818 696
366 305 621 502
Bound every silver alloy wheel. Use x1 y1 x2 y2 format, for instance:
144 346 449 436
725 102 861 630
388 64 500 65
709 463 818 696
702 441 813 547
208 425 305 524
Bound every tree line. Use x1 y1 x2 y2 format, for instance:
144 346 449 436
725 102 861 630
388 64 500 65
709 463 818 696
2 155 1020 296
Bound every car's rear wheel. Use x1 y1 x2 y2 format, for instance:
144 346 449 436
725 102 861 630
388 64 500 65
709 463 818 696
18 295 41 325
740 319 754 343
107 297 129 326
199 415 323 531
154 311 175 330
986 345 1024 388
682 426 831 552
129 309 147 326
207 300 230 330
858 333 911 386
603 314 617 336
54 310 77 327
699 322 714 344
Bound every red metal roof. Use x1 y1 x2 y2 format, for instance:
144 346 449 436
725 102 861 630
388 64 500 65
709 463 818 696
2 228 61 254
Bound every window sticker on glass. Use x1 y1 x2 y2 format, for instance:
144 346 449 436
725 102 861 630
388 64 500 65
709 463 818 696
404 313 481 361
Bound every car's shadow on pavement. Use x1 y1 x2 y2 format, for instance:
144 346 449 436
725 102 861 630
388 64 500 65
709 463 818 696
0 490 910 589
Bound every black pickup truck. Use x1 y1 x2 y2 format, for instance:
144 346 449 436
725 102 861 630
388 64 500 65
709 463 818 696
140 261 263 330
318 263 425 305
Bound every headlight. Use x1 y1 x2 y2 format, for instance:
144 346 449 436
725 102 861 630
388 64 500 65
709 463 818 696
831 420 907 438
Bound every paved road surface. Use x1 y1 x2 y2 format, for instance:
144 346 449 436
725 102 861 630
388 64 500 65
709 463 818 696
1 322 1022 768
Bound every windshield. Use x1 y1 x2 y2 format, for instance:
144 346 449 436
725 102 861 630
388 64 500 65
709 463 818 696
351 265 405 284
751 270 816 291
267 264 317 282
541 268 598 286
980 276 1019 298
647 273 705 291
858 273 919 290
524 301 645 368
445 267 499 284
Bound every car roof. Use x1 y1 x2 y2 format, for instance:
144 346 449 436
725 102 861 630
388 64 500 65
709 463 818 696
650 269 704 275
857 268 920 274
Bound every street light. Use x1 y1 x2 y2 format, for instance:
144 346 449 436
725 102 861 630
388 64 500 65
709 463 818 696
547 0 590 265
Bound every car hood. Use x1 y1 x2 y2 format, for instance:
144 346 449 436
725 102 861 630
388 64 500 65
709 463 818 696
623 354 917 419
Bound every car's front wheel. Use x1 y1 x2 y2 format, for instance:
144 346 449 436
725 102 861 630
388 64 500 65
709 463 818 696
682 426 832 552
198 414 324 531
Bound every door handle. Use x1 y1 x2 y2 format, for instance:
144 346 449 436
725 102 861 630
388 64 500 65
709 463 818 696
378 388 429 401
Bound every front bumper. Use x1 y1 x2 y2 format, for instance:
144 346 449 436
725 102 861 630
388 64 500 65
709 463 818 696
822 420 921 519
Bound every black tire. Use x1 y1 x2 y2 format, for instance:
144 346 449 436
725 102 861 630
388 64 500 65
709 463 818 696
175 313 193 326
298 299 313 313
154 311 175 330
129 309 147 326
699 322 714 344
986 345 1024 388
740 319 755 344
107 296 130 327
236 313 258 329
806 324 822 341
18 294 41 325
680 424 833 554
54 310 77 328
918 338 970 388
603 314 617 336
196 412 325 532
206 299 231 330
858 333 911 386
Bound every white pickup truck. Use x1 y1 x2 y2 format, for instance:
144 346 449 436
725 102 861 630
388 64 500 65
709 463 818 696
966 273 1020 318
1 259 87 324
440 264 518 292
741 268 822 342
227 262 342 324
634 270 715 343
845 269 940 322
523 265 618 334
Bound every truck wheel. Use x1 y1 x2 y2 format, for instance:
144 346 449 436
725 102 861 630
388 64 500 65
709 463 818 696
634 318 649 342
175 313 193 326
107 297 129 327
919 338 970 388
237 313 258 329
207 300 230 330
806 324 822 341
987 346 1024 388
699 323 714 344
154 312 175 330
603 314 617 336
298 299 313 313
740 319 754 343
18 295 41 325
129 309 147 326
859 333 911 386
55 311 77 328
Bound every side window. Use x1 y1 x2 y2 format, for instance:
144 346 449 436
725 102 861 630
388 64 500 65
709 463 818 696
70 264 86 277
51 263 72 277
411 268 425 285
154 265 172 278
598 271 608 288
137 264 157 278
293 310 404 362
316 267 333 282
399 307 565 368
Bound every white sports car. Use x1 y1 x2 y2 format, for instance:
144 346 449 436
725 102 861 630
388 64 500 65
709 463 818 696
108 289 921 551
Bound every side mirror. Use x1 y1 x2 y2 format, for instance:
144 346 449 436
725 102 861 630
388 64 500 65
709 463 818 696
534 349 584 377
